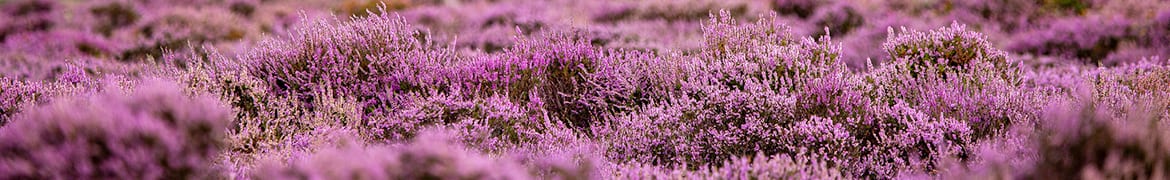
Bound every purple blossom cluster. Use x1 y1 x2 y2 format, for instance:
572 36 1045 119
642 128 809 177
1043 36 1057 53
1 0 1169 179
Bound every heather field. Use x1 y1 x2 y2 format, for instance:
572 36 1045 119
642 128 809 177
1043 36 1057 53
1 0 1170 179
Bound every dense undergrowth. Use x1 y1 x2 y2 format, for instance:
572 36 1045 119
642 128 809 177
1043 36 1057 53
1 0 1169 179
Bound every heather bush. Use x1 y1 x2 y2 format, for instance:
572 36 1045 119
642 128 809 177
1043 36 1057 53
595 11 976 177
597 97 793 168
884 23 1011 69
1088 60 1170 118
508 127 604 179
243 8 575 145
1025 87 1170 179
919 58 1170 178
0 80 230 179
594 12 839 164
165 47 289 155
0 78 38 124
0 70 92 124
598 18 1041 177
603 94 973 177
246 9 459 114
255 129 534 180
873 23 1032 138
1 0 1169 179
1037 61 1170 179
493 30 601 132
373 91 540 148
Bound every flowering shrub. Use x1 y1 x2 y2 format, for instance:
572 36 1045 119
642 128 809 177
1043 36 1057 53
1021 61 1170 179
246 11 456 112
493 30 603 132
1027 94 1170 179
0 72 91 125
595 11 982 177
1 0 1169 179
0 80 230 179
874 23 1032 138
256 130 534 180
0 78 38 124
936 65 1170 178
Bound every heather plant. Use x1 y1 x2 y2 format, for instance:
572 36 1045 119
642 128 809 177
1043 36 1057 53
243 8 561 145
596 97 793 168
594 11 977 177
489 30 607 133
1088 60 1170 117
2 0 1170 179
507 126 605 179
1026 83 1170 179
0 67 94 124
922 57 1170 178
595 16 1042 177
255 129 534 180
602 94 973 177
215 91 378 177
0 77 37 124
246 9 461 115
884 23 1011 69
872 23 1034 138
700 11 795 57
164 47 289 155
835 11 935 69
698 11 864 120
444 27 658 135
0 80 230 179
372 90 540 148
